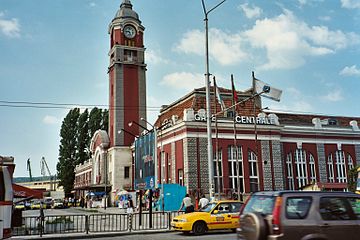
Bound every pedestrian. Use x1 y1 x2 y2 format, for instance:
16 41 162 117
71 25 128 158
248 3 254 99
127 195 134 214
198 194 209 209
178 194 194 213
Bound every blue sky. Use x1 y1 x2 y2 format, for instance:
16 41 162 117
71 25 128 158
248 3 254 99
1 0 359 177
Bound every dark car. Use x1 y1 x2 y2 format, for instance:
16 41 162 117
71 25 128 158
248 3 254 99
237 191 360 240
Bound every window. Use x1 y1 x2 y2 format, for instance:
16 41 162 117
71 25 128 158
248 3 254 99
248 150 258 192
213 149 223 192
320 197 355 220
227 145 244 193
286 153 295 190
309 154 317 183
327 154 335 183
286 197 312 219
335 151 347 183
348 198 360 220
294 149 308 189
347 155 354 170
178 169 183 186
124 166 130 179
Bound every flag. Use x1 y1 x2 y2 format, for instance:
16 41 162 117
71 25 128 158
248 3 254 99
214 78 226 111
231 74 238 104
254 77 282 102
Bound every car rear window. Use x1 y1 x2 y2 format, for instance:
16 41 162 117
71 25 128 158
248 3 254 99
242 195 275 215
285 197 312 219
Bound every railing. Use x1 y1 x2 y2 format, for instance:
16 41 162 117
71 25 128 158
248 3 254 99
13 211 184 237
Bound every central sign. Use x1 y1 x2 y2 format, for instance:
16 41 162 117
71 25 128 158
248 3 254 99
194 114 276 125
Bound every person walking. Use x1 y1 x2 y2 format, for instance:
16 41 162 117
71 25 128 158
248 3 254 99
127 195 134 214
198 194 209 209
178 194 194 213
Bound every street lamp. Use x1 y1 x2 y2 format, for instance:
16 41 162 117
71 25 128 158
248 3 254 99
201 0 227 199
118 129 138 139
128 121 149 132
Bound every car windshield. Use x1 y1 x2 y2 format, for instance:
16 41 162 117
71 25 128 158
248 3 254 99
199 202 217 212
243 195 275 216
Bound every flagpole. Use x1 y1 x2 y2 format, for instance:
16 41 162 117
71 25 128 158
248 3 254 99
252 72 259 192
213 77 221 198
231 74 241 201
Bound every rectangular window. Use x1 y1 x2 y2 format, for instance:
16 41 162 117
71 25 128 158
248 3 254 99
285 197 312 219
320 197 354 220
178 169 184 186
124 166 130 179
227 145 244 193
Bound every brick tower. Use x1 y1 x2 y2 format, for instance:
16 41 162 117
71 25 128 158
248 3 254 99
108 0 147 147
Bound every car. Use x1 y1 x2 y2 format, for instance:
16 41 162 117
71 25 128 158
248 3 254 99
171 200 242 235
53 199 64 209
43 197 53 209
14 203 25 210
30 199 41 210
237 191 360 240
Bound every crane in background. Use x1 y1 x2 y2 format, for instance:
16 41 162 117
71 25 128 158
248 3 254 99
27 158 33 182
40 157 54 191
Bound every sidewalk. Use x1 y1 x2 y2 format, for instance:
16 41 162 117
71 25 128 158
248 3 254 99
11 229 172 240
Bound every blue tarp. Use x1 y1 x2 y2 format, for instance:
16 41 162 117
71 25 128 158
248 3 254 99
87 191 105 197
157 184 186 211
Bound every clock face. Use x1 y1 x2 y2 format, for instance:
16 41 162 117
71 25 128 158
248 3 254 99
124 25 136 39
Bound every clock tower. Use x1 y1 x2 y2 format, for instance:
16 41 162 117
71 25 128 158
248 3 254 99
108 0 147 147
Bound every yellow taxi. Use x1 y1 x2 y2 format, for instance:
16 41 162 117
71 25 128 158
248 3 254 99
171 200 242 235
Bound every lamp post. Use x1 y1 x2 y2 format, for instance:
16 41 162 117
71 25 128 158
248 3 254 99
201 0 227 199
128 121 150 132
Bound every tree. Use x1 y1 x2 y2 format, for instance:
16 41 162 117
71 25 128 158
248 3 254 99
57 108 80 195
57 107 108 195
348 165 359 192
88 107 103 137
76 109 89 165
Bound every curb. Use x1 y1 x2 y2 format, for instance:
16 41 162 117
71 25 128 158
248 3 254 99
11 229 173 239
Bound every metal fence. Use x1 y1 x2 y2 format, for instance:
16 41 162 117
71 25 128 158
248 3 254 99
13 211 184 237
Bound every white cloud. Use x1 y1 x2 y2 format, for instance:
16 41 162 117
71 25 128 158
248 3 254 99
43 115 61 125
339 65 360 76
321 89 344 102
318 16 331 21
89 2 96 7
160 72 204 92
341 0 360 9
174 29 247 66
238 3 262 19
298 0 324 6
0 13 20 37
146 49 169 65
244 9 359 70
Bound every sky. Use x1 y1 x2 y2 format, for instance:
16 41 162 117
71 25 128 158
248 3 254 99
1 0 359 177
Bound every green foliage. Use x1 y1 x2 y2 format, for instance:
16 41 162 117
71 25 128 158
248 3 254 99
57 107 108 195
348 165 359 192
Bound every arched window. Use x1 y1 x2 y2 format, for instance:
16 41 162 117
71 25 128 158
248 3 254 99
327 154 335 183
248 150 258 192
294 149 308 188
309 154 317 183
227 145 244 193
348 154 354 170
335 150 346 183
213 149 223 193
286 153 295 190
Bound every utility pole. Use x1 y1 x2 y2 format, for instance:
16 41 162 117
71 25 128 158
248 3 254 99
201 0 227 199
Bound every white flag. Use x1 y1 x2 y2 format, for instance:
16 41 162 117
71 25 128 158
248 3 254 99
214 79 226 111
254 78 282 102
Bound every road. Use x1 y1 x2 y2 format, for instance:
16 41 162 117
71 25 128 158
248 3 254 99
80 231 236 240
